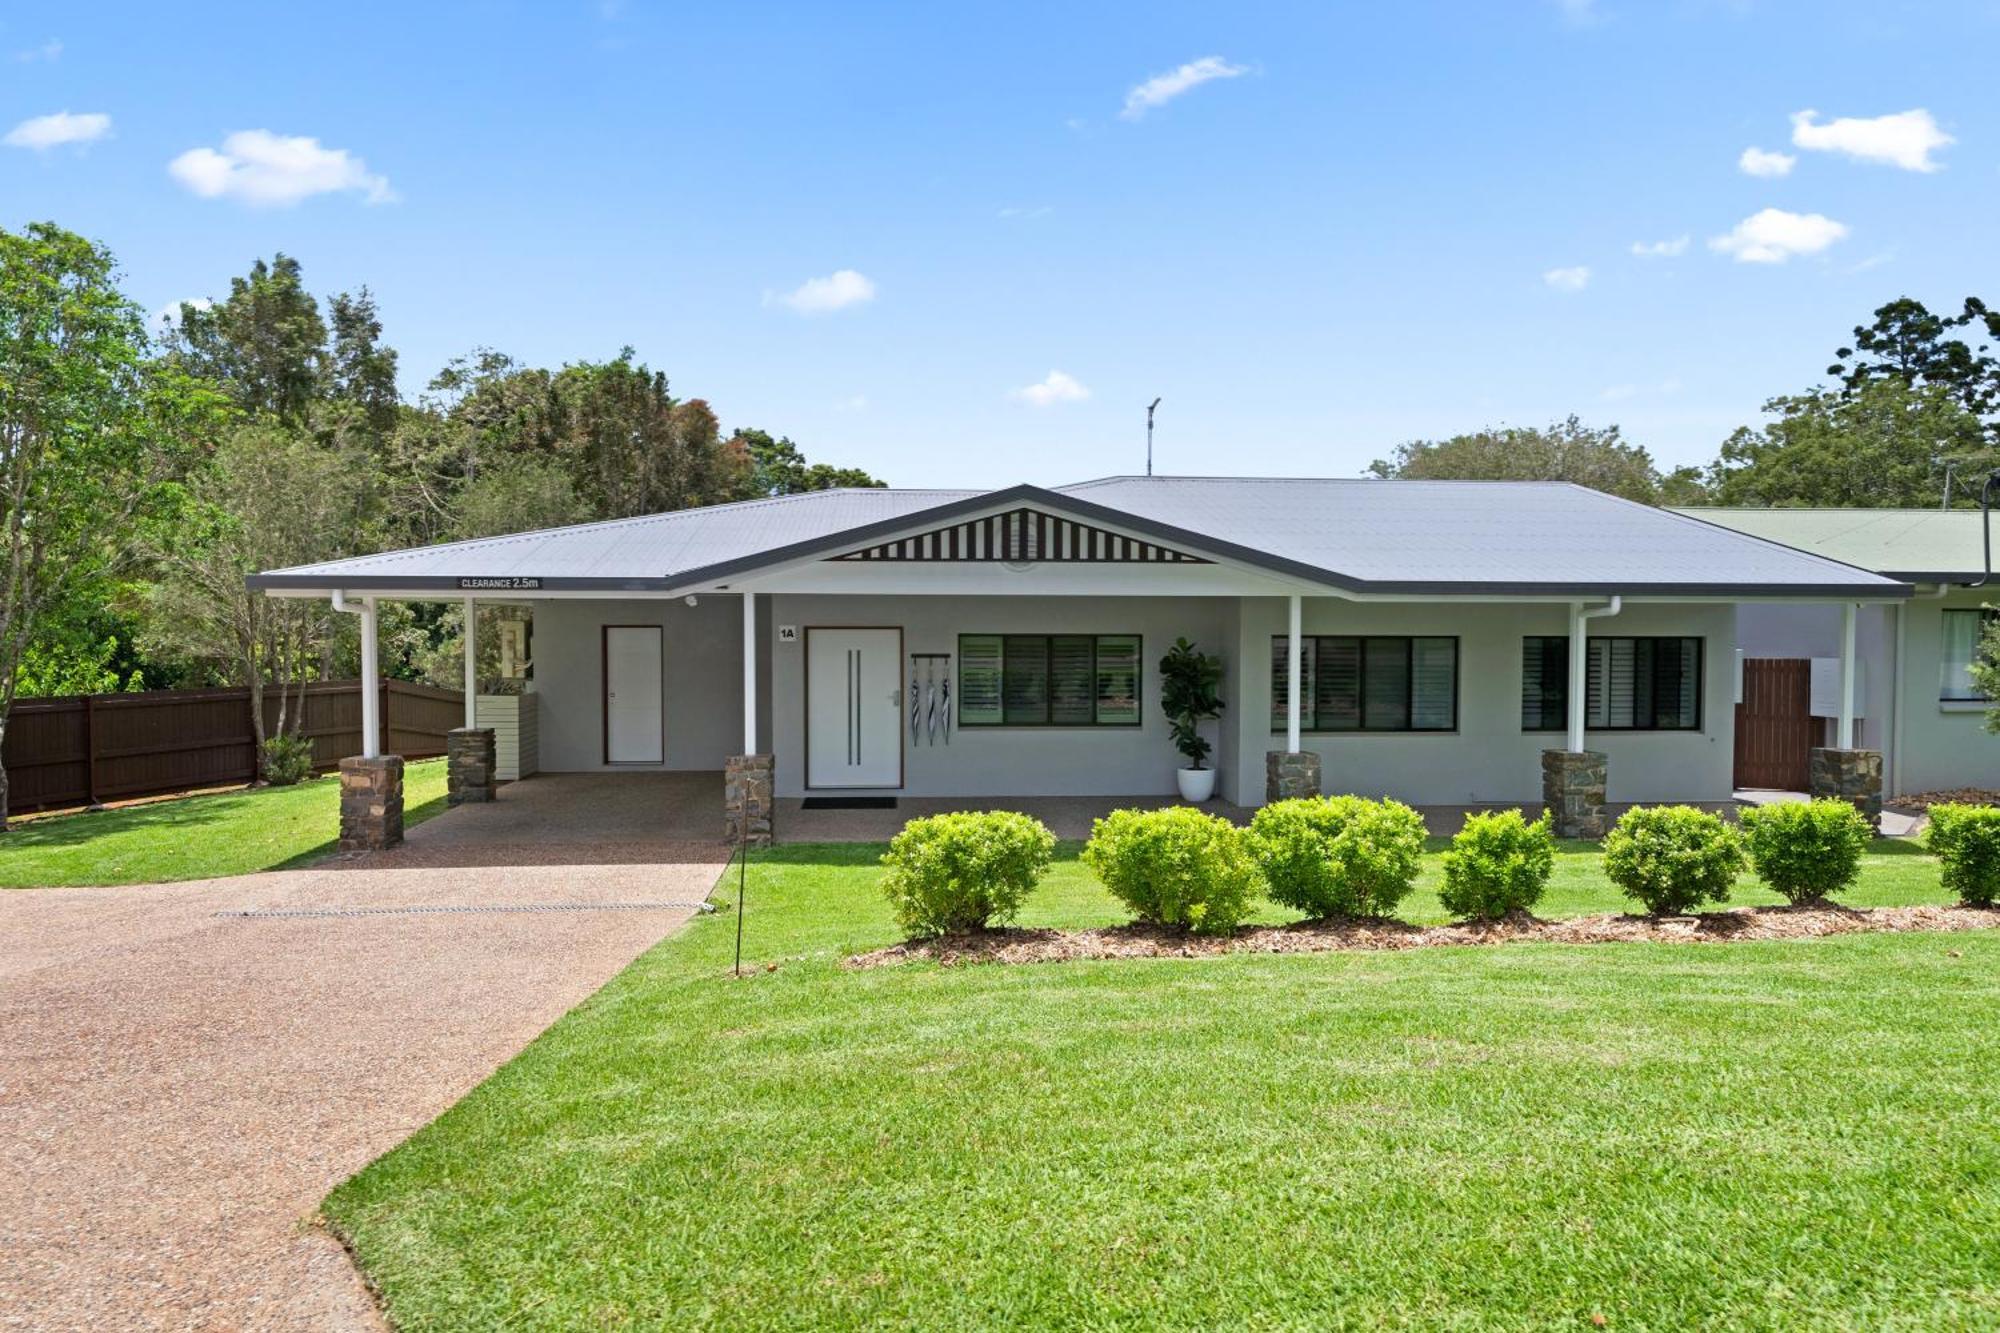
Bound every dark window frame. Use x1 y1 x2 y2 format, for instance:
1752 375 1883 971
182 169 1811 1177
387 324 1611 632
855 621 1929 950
1269 634 1460 734
1521 635 1705 732
956 633 1143 728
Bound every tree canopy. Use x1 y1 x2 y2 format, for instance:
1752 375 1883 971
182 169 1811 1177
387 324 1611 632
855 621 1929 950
1367 415 1705 505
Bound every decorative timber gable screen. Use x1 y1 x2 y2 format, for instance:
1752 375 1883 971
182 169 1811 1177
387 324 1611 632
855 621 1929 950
829 507 1210 565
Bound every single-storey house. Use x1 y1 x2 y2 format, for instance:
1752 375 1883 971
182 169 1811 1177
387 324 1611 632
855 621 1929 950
1674 507 1999 798
249 477 1906 845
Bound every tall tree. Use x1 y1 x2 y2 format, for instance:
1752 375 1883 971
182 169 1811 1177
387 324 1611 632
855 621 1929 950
552 351 751 516
168 255 328 427
731 427 883 495
0 222 216 827
1829 296 1999 437
1707 379 1990 508
1367 415 1699 504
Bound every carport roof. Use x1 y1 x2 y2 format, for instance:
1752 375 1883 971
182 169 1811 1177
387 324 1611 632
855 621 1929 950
249 476 1908 599
1672 506 1993 584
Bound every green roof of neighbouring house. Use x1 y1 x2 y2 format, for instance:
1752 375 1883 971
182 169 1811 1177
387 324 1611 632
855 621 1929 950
1673 507 1994 583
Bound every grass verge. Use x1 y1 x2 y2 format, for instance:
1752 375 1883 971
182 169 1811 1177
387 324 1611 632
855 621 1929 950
325 839 2000 1330
0 758 449 887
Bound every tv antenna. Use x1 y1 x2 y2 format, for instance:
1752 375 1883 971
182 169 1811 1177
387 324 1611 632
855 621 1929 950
1146 397 1162 476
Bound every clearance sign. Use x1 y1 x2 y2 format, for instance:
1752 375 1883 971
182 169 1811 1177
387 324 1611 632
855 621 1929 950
456 577 542 590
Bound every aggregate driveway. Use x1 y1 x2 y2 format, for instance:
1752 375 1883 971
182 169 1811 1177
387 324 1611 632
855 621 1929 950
0 847 727 1331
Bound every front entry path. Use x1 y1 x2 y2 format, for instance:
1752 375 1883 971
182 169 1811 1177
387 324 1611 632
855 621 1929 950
0 844 726 1331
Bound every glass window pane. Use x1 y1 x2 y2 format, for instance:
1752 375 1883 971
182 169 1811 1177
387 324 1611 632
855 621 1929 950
1411 637 1456 730
1522 636 1567 730
1270 636 1317 730
1002 635 1049 724
1362 637 1409 730
1318 638 1361 730
1049 636 1096 724
1942 611 1986 701
1094 635 1141 725
957 635 1003 725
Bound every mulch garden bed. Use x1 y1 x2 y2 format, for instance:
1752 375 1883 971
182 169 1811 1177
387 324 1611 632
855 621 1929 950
847 903 2000 968
1889 789 2000 813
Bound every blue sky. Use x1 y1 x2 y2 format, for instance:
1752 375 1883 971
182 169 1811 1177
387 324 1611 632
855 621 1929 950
4 1 1997 488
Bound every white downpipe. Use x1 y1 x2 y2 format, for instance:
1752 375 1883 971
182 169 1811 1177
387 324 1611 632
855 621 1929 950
462 598 478 730
1567 597 1624 753
1837 602 1857 749
742 591 758 755
330 591 382 759
1286 594 1302 753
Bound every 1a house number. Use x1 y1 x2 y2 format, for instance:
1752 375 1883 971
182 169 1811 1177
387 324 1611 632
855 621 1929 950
777 625 798 642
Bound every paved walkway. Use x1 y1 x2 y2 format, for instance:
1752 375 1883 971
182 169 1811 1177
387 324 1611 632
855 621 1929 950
0 826 726 1331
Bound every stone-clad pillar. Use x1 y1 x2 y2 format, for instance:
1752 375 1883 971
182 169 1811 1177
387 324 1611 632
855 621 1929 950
1542 749 1607 839
1810 747 1883 833
726 753 774 846
1265 750 1322 803
447 727 497 805
339 755 404 852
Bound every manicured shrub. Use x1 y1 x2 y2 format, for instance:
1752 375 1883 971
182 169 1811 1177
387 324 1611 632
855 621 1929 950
1082 806 1257 935
1601 805 1746 916
1738 799 1873 905
260 735 314 787
1926 803 2000 907
1246 795 1428 918
1438 809 1557 921
879 811 1056 938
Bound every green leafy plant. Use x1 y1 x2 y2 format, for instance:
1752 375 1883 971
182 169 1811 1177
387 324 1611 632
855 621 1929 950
1157 637 1223 770
1438 809 1557 921
879 811 1057 938
259 734 315 787
1246 795 1428 918
1925 803 2000 907
1602 805 1746 916
1738 799 1873 905
1082 806 1257 935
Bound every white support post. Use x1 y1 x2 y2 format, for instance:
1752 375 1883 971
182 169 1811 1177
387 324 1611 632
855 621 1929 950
462 598 478 730
1285 594 1302 754
359 595 381 759
1566 600 1588 753
1838 601 1857 749
742 590 758 754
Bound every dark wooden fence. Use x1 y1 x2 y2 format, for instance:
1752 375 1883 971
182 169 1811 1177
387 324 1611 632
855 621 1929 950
3 679 464 813
1734 658 1813 791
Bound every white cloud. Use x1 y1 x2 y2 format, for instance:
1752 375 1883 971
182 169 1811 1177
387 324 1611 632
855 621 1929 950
1708 207 1848 263
1013 370 1090 406
1629 235 1689 258
768 268 876 315
1120 56 1247 120
1737 146 1796 178
168 130 394 206
835 394 869 412
14 38 62 63
1790 108 1952 172
1543 265 1591 292
4 110 110 150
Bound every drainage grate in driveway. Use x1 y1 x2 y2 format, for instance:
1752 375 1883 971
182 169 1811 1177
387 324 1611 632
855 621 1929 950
218 901 715 920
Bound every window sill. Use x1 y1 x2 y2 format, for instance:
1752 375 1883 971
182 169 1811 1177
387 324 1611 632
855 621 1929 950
1939 699 1990 713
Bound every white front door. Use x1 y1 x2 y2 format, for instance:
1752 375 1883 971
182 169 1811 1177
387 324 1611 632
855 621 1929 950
806 628 902 789
604 626 664 764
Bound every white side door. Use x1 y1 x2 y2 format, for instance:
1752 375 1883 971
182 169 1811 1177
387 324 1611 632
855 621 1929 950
604 626 664 764
806 628 902 788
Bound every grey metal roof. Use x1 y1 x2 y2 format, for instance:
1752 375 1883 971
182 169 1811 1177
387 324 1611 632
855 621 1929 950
1673 506 1994 583
250 476 1907 598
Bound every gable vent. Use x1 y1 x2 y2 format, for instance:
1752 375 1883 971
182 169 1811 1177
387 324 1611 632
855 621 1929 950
829 507 1210 565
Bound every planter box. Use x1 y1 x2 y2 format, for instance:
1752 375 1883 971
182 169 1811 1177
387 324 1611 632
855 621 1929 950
475 693 539 781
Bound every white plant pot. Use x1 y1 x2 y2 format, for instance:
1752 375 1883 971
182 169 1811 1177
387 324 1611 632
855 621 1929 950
1176 767 1217 803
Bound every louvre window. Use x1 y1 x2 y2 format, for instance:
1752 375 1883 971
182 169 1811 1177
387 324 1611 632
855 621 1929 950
958 634 1141 727
1522 636 1702 731
1940 609 1997 701
1270 636 1458 733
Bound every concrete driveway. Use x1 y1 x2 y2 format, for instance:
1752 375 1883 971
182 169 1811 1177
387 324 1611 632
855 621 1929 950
0 845 727 1331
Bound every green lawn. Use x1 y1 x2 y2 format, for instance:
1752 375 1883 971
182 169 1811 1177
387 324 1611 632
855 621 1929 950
0 758 449 887
326 841 2000 1330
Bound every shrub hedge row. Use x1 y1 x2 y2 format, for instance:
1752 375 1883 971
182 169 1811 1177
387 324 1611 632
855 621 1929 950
876 795 1988 941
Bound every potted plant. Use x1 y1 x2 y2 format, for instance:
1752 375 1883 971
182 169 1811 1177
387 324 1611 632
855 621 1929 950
1159 637 1224 802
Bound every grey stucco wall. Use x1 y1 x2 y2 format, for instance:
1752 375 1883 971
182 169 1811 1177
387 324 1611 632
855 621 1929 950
530 595 769 772
766 594 1231 798
1226 599 1739 808
1896 589 2000 794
